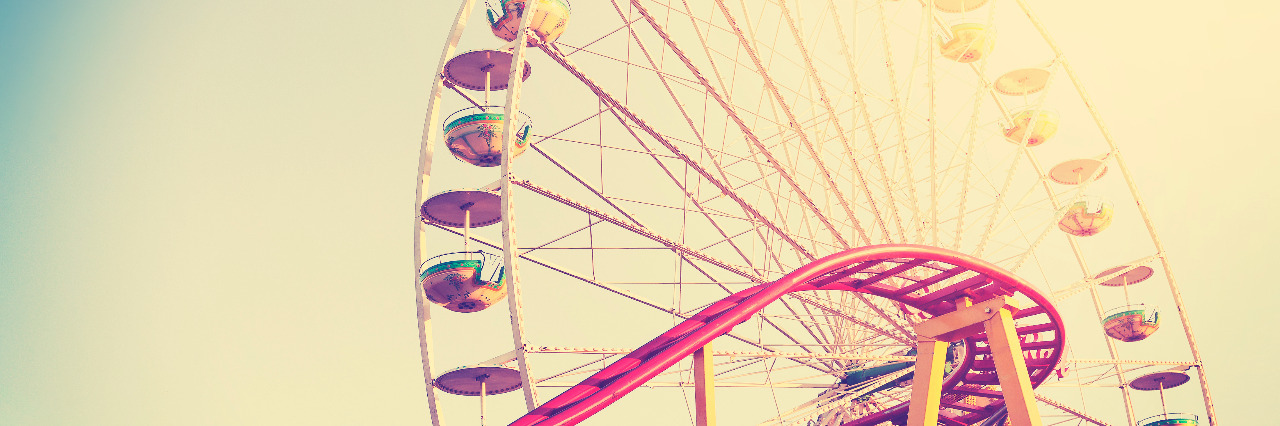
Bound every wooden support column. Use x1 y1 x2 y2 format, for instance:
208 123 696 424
908 296 1044 426
906 337 949 426
693 343 716 426
985 307 1043 426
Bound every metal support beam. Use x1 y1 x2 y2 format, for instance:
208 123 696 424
906 337 948 426
694 343 717 426
500 0 541 410
512 178 764 283
538 43 816 261
1010 1 1215 423
986 307 1044 426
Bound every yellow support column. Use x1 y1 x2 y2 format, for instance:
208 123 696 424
910 296 1045 426
694 343 716 426
906 337 949 426
985 307 1044 426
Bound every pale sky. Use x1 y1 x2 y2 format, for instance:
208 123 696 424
0 0 1274 425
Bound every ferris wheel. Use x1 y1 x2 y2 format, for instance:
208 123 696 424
412 0 1217 425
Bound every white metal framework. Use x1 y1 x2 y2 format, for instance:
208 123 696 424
414 0 1216 425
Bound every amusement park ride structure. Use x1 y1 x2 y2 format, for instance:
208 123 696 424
413 0 1216 425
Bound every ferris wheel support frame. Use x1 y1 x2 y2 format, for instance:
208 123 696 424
536 42 816 262
622 0 864 254
1009 0 1217 424
822 0 908 245
775 0 897 246
416 1 1216 424
604 0 851 271
912 4 1154 423
413 0 478 424
537 40 925 366
712 0 871 249
623 0 921 343
499 0 543 411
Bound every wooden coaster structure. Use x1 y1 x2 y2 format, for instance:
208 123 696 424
908 296 1045 426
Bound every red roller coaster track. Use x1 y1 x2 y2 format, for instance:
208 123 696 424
510 244 1065 426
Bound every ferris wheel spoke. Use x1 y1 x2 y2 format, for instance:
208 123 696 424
550 40 707 90
825 0 907 244
1005 211 1068 274
595 3 807 272
758 308 845 374
774 0 882 246
427 222 678 312
531 37 773 272
723 0 867 250
514 178 765 281
532 353 623 385
970 144 1034 259
923 0 941 247
736 139 825 270
428 222 829 363
628 0 861 251
949 87 987 250
1034 395 1115 426
790 274 918 354
597 104 774 236
590 122 773 271
620 117 800 273
771 298 845 372
540 42 819 261
527 144 641 225
786 293 912 346
872 0 921 243
556 19 642 57
788 297 846 356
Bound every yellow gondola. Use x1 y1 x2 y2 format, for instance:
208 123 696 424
1057 198 1114 237
488 0 571 46
1004 109 1059 146
940 23 995 63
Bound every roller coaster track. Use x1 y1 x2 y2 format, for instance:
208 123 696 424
510 245 1065 426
